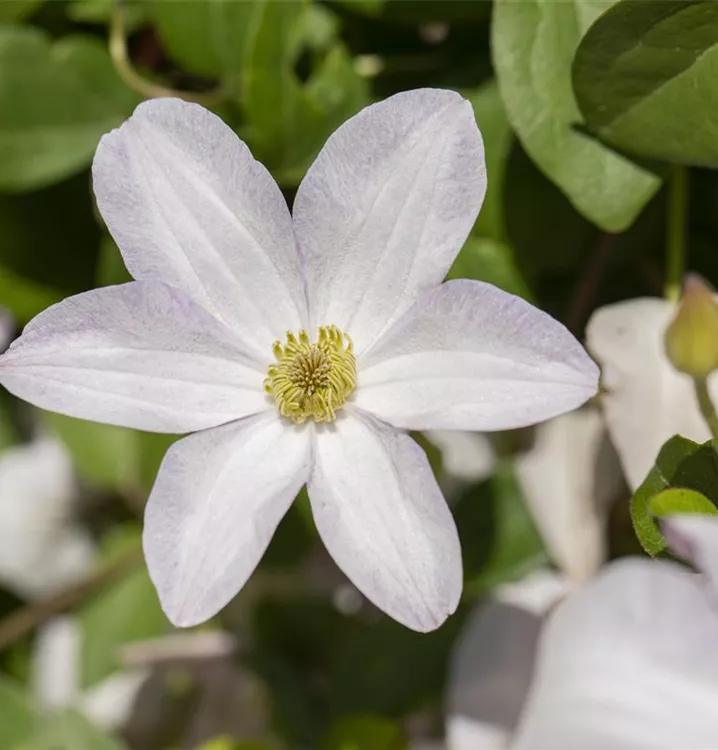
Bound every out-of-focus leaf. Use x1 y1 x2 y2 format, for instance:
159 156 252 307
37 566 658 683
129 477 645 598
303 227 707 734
0 675 37 749
322 716 406 750
243 2 368 184
491 0 660 230
0 27 137 192
0 173 100 321
137 431 179 493
464 80 512 241
38 710 128 750
300 4 340 50
68 0 148 31
333 0 384 16
329 614 463 718
574 0 718 168
630 435 718 556
650 488 718 518
78 529 165 687
0 1 42 24
447 236 533 301
42 412 139 491
458 461 548 597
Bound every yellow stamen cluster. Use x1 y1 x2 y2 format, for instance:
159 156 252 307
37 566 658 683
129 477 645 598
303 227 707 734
264 326 356 424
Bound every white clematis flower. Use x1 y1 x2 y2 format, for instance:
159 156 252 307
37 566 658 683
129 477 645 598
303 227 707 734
587 298 718 490
0 91 597 631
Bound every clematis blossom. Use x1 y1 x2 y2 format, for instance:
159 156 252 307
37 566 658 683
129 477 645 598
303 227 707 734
0 90 597 631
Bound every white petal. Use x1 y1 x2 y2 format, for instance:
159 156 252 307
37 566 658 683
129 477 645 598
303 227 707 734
308 410 462 632
663 514 718 591
294 88 486 353
513 559 718 750
33 616 81 711
143 412 311 627
426 430 496 483
80 669 149 731
446 571 569 750
355 280 599 431
93 98 306 358
0 282 268 433
587 298 718 490
515 409 622 583
0 437 94 599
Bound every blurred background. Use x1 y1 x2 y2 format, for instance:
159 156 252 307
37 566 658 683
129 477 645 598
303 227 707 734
0 0 714 748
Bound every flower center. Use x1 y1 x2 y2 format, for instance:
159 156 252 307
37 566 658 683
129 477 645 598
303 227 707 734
264 326 356 424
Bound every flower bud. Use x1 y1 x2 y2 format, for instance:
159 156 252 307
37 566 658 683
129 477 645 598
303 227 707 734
665 274 718 378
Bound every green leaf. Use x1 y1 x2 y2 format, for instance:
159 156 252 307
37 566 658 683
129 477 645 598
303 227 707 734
447 236 533 301
458 461 549 597
0 263 63 323
464 81 513 241
332 0 384 17
322 716 406 750
573 0 718 168
0 675 38 749
630 435 718 555
491 0 661 230
68 0 148 31
96 234 132 288
78 529 165 687
649 488 718 518
0 1 43 24
41 412 139 491
0 27 137 192
148 0 265 79
35 711 128 750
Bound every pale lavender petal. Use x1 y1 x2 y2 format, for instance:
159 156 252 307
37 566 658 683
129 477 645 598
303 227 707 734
513 559 718 749
294 88 486 354
0 282 267 433
308 410 462 632
355 280 598 431
93 97 306 359
663 514 718 592
144 412 311 627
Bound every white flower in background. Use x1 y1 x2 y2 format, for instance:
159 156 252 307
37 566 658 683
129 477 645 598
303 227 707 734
587 298 718 490
0 90 597 631
0 437 94 598
446 515 718 749
443 408 622 750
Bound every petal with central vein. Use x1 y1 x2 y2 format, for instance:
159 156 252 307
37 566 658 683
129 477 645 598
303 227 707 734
93 98 306 358
0 282 267 433
144 412 311 627
294 88 486 354
355 280 599 431
308 411 462 632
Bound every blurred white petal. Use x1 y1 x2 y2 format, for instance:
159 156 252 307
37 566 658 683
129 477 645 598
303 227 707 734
294 88 486 354
513 559 718 749
516 409 623 583
426 430 496 484
0 282 268 433
0 437 94 598
93 97 306 358
587 298 718 490
356 280 598 431
80 669 150 731
447 571 569 750
33 616 81 711
144 412 311 627
663 514 718 590
308 411 462 632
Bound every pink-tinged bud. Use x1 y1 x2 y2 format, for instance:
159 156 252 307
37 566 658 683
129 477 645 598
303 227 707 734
665 274 718 378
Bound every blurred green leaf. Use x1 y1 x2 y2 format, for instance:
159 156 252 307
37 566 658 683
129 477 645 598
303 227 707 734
447 236 533 301
322 716 406 750
38 710 128 750
0 675 37 749
0 173 100 321
42 412 139 490
68 0 148 31
464 81 512 241
96 234 132 288
0 27 137 192
492 0 660 230
300 4 341 51
332 0 384 17
630 435 718 555
0 1 43 24
458 461 548 597
148 0 265 80
138 431 179 493
79 529 165 687
574 0 718 168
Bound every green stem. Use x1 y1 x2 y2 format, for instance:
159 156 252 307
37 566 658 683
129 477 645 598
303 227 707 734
109 0 225 106
665 165 688 302
694 377 718 452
